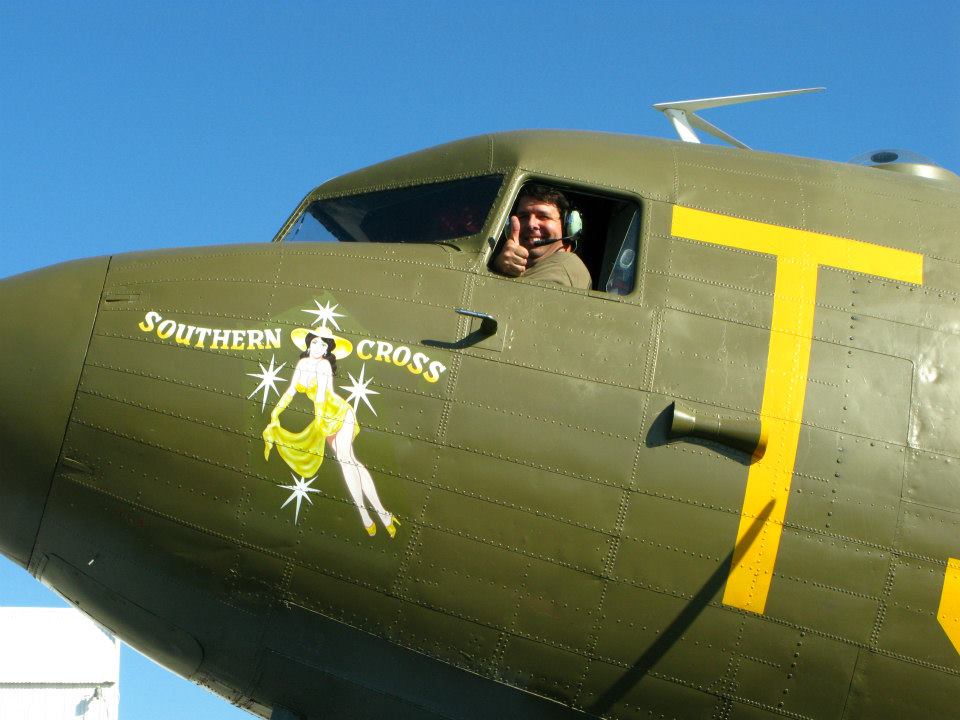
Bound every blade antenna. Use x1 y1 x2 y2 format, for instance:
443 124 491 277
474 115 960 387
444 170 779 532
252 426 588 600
653 87 825 149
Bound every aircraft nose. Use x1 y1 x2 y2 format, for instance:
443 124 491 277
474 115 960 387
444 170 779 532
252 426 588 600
0 257 108 569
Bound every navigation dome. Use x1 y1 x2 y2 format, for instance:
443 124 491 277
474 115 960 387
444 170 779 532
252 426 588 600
849 148 959 183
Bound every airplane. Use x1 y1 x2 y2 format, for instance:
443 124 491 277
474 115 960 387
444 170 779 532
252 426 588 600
2 89 959 720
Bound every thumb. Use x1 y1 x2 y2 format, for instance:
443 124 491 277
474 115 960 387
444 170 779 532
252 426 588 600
507 215 520 245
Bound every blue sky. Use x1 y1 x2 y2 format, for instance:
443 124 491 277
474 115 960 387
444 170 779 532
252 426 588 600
1 2 957 718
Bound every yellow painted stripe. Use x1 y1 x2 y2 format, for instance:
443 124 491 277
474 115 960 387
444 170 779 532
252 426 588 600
672 206 923 284
939 558 960 655
724 262 815 612
670 205 924 615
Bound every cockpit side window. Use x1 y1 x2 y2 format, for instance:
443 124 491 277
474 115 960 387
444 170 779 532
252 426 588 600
281 175 502 244
600 205 640 295
491 182 641 295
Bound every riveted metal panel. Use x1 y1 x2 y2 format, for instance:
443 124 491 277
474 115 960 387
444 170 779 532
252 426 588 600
843 649 960 719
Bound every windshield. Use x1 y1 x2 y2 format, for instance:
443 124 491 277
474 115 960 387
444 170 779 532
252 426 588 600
281 175 502 243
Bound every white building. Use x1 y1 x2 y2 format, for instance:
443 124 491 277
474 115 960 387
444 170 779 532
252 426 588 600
0 607 119 720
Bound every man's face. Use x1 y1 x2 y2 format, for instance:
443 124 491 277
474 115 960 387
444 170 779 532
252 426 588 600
514 196 566 264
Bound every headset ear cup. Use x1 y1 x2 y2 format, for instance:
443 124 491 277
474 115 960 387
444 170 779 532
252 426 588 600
565 209 583 240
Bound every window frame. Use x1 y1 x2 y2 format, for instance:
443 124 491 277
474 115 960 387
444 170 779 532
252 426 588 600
486 174 646 299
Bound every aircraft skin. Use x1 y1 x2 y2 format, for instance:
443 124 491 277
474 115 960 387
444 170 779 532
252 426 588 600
2 130 960 720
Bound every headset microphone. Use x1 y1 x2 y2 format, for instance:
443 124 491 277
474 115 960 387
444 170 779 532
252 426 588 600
530 234 576 247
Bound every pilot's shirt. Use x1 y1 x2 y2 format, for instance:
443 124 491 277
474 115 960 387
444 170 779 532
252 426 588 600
523 251 591 290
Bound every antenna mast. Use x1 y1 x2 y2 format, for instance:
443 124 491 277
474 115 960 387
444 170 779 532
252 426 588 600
653 87 824 149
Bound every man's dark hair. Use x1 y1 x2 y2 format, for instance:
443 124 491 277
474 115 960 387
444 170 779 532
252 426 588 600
513 184 571 215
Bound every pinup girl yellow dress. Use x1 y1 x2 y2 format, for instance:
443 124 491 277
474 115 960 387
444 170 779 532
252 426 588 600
262 379 359 478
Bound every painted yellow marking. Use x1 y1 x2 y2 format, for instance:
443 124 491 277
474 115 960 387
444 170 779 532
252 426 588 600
671 206 923 614
939 558 960 655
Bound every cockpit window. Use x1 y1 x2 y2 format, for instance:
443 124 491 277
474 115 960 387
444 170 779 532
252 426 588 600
282 175 502 243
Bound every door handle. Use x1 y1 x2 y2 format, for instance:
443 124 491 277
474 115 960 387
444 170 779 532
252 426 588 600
455 308 498 336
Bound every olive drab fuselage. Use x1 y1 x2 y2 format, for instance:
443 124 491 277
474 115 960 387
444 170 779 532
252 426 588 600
2 130 959 719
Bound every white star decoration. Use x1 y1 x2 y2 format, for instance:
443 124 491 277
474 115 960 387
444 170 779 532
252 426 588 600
340 363 379 416
278 473 320 524
247 355 287 412
302 300 345 330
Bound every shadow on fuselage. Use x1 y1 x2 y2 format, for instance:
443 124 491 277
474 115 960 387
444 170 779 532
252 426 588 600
588 498 775 715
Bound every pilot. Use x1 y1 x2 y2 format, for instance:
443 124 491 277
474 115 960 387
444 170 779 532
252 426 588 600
492 184 592 289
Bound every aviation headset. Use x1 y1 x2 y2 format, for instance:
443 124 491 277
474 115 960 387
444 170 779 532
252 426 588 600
560 208 584 246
